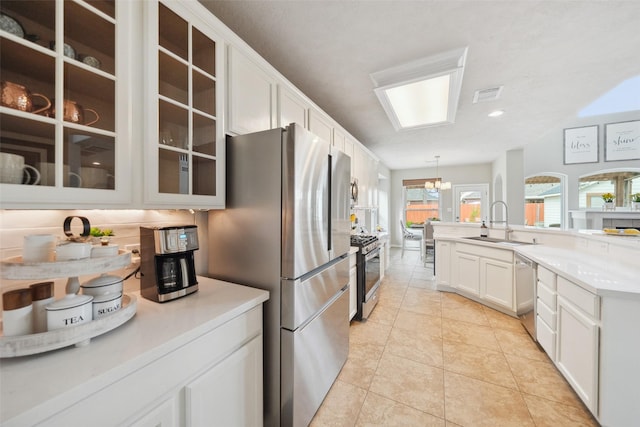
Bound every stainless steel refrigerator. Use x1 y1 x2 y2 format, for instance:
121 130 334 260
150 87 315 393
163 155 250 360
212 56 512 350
208 123 351 427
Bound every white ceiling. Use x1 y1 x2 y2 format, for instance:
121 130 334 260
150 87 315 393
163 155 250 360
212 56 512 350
198 0 640 170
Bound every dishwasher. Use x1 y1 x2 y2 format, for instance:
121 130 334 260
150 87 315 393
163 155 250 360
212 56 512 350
515 253 536 341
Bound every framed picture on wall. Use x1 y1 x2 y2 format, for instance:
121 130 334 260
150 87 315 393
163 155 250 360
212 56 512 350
564 125 599 164
605 120 640 161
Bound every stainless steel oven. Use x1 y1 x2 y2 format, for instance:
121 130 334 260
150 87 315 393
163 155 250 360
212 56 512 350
361 246 381 318
351 234 381 320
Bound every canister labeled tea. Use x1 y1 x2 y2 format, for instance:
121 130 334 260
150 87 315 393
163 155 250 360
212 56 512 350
45 294 93 331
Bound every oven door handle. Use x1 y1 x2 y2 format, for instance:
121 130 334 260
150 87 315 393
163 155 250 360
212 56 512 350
364 248 380 262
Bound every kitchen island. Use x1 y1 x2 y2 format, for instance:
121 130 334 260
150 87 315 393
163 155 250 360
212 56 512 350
0 276 269 426
432 222 639 426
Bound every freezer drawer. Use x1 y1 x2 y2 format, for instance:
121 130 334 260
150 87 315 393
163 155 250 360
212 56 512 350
281 257 349 331
280 287 349 427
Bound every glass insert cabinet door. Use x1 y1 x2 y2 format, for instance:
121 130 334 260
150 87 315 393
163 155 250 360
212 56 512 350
147 1 224 207
0 0 124 203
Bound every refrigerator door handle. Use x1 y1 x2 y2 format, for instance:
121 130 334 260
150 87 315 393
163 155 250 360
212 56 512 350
327 154 332 252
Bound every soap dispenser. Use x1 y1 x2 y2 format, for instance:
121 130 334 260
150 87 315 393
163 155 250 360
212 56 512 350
480 221 488 237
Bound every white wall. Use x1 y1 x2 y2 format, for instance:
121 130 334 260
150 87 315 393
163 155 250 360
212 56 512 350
523 110 640 212
390 163 492 246
377 162 391 232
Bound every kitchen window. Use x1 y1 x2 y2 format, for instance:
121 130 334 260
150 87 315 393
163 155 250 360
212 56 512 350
402 178 440 225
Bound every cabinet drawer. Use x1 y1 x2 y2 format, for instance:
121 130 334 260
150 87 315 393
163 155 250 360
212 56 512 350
456 243 513 263
537 298 556 329
536 315 556 361
537 281 556 308
557 277 600 319
537 266 556 290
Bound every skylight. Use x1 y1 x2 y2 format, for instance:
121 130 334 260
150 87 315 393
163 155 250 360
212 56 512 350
370 47 468 131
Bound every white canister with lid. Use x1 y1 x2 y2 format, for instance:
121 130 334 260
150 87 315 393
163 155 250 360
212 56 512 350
92 292 123 319
2 288 33 336
45 294 93 331
30 281 55 333
55 242 92 261
81 274 123 296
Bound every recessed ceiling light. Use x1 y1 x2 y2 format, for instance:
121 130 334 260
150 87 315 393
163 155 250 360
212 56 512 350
370 47 468 131
488 110 504 117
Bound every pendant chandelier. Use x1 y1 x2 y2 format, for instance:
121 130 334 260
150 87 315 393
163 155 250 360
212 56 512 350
425 156 451 190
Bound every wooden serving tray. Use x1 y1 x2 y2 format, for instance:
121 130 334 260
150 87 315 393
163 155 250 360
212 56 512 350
0 294 137 358
1 250 131 280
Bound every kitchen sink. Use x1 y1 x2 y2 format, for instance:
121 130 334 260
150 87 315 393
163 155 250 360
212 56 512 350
463 236 531 246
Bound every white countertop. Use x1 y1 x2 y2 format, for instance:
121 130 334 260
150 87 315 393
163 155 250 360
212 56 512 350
437 234 638 297
0 276 269 423
515 245 639 297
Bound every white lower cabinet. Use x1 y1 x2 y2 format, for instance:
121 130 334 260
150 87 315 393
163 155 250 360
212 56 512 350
556 278 600 414
480 257 513 309
453 251 480 296
536 266 557 361
435 240 452 288
131 396 179 427
451 242 515 311
379 243 386 280
31 306 264 427
185 335 263 427
349 251 358 320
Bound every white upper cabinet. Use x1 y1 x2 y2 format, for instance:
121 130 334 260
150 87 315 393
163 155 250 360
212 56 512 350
333 128 346 154
227 45 276 135
308 108 333 145
143 0 225 209
277 85 308 130
0 0 133 208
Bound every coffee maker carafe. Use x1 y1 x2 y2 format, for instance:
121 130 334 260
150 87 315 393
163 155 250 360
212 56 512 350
140 225 199 303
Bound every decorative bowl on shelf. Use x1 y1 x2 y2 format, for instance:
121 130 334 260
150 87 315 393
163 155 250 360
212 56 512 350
79 54 102 70
0 13 25 38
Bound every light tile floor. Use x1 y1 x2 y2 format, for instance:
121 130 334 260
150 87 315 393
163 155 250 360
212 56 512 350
311 248 599 426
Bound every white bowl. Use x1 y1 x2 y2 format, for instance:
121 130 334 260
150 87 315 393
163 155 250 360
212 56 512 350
92 292 123 319
56 242 92 261
81 274 123 296
45 294 93 331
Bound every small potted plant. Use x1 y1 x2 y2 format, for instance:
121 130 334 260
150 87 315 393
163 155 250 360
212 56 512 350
90 227 115 246
632 193 640 211
602 193 615 211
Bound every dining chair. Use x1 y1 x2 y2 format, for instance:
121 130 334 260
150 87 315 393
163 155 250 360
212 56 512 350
423 221 435 266
400 220 423 258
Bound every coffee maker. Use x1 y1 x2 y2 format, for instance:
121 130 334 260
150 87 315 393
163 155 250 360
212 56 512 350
140 225 199 303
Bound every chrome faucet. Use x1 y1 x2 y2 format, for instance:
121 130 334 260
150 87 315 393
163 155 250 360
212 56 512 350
490 200 511 240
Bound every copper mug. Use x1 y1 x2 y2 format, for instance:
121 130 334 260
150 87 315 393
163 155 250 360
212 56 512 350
1 81 51 114
50 100 100 126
